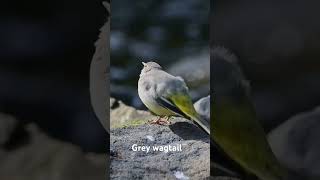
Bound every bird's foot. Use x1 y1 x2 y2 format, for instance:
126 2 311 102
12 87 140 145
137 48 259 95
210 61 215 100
149 116 171 125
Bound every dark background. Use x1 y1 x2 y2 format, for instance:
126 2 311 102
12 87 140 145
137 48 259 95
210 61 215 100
212 0 320 132
211 1 320 178
0 0 107 152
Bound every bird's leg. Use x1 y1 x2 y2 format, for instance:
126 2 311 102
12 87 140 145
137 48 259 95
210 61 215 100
149 116 171 125
149 116 161 124
159 116 171 125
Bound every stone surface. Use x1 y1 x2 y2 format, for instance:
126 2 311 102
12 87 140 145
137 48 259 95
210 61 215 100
110 97 242 179
110 117 210 179
268 107 320 178
194 95 210 123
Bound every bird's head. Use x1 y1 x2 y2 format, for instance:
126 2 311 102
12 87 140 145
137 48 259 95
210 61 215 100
140 61 162 75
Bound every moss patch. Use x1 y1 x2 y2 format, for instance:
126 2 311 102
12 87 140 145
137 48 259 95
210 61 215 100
114 119 149 129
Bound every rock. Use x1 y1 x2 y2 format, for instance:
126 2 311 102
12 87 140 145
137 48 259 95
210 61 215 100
110 98 153 129
117 94 248 179
109 97 240 179
268 107 320 178
194 95 210 123
110 117 210 179
0 113 105 180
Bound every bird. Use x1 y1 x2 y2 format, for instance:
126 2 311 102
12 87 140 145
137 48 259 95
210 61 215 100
138 61 210 135
211 47 287 180
89 1 110 132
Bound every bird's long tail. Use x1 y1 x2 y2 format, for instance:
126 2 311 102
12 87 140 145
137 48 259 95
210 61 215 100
163 93 211 135
191 115 210 135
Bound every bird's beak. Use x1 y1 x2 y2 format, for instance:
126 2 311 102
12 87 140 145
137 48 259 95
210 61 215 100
142 62 146 66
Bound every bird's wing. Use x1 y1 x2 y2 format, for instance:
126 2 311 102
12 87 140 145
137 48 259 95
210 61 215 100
153 74 192 118
153 74 210 134
155 96 188 118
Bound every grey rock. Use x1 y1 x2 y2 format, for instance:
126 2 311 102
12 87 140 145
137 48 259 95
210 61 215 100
194 95 210 123
110 97 240 179
268 107 320 177
110 117 210 179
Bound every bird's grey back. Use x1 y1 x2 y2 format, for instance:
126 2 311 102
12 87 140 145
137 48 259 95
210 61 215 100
139 68 188 98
